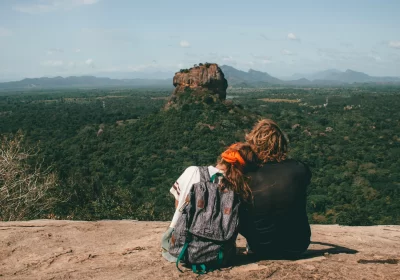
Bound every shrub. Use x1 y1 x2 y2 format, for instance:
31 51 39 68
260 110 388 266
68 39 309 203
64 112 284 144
0 131 60 221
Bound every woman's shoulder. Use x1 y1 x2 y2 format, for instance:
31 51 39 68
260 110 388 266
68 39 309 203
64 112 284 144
179 166 221 180
182 166 200 173
178 166 200 178
207 165 220 174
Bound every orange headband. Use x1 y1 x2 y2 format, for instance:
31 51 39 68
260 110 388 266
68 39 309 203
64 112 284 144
221 144 245 166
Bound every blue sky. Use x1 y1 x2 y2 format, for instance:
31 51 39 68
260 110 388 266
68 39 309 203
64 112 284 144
0 0 399 80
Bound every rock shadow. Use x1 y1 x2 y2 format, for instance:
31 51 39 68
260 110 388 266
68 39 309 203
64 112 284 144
302 241 358 259
233 241 358 266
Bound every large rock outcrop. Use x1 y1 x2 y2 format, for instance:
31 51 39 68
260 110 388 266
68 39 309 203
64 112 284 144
166 63 228 107
1 220 399 280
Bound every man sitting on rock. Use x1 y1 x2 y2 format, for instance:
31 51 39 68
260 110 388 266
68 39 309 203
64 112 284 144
240 119 312 259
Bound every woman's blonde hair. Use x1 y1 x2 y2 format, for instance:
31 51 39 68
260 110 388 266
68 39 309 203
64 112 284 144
217 142 258 204
245 119 288 164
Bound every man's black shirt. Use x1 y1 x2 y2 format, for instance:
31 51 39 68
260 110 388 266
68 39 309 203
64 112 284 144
240 159 312 257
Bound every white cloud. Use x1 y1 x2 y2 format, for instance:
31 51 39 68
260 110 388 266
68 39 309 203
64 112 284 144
287 32 300 41
222 56 235 62
0 27 12 37
81 0 98 4
261 59 272 64
47 48 64 55
85 59 94 67
127 64 159 72
221 56 237 66
13 0 99 14
180 40 190 48
389 41 400 49
99 66 122 72
68 61 76 67
123 63 179 73
281 49 293 55
252 54 272 64
341 42 353 48
41 60 64 66
369 55 381 61
75 48 81 53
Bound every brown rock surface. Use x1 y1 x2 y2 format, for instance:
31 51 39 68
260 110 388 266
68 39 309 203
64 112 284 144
1 220 399 279
169 63 228 105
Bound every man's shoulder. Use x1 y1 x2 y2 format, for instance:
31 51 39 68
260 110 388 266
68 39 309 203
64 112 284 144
289 159 312 176
260 158 309 169
255 159 311 178
286 159 311 170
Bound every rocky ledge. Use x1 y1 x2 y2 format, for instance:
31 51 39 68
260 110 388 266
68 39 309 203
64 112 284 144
0 220 399 279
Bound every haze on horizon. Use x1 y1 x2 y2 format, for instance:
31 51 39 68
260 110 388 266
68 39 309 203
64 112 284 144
0 0 399 81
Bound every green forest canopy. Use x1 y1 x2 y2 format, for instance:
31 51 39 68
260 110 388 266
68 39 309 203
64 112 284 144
0 86 399 225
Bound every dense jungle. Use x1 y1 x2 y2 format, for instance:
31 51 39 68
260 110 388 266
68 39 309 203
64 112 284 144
1 86 399 225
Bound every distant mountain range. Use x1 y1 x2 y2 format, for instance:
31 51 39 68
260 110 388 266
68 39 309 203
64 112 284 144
0 76 171 90
289 68 400 84
288 69 343 81
220 66 400 87
220 65 282 87
94 70 174 80
1 66 400 90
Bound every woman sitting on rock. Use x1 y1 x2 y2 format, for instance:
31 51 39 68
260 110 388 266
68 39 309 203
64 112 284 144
161 142 258 266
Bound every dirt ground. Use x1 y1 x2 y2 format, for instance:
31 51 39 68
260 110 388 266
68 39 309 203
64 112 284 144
0 220 399 280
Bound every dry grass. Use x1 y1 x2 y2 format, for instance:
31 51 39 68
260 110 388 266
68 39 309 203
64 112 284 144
116 119 139 126
0 131 60 221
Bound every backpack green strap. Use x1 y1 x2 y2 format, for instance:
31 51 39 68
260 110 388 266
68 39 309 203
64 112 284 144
191 247 224 274
217 245 224 266
176 241 189 273
192 264 207 274
210 172 224 183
